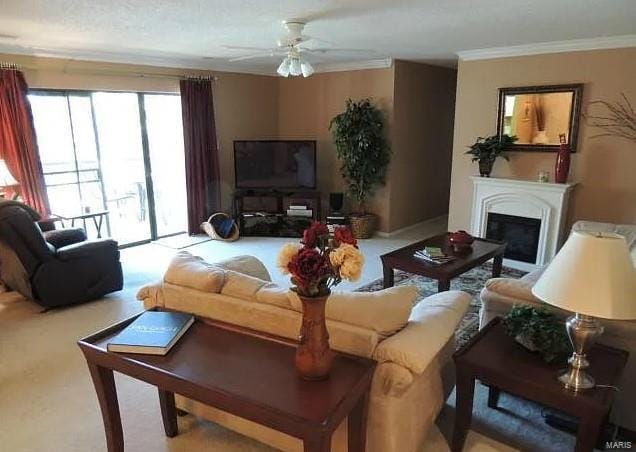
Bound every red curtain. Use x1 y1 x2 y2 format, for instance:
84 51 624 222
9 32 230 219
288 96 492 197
180 78 221 235
0 70 50 214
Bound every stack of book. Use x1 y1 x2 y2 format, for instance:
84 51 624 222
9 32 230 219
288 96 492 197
414 246 456 265
287 205 313 217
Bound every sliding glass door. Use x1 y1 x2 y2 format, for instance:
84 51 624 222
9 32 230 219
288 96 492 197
142 94 187 237
29 90 187 246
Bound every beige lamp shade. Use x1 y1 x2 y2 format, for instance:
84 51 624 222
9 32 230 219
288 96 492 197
532 230 636 320
0 159 18 187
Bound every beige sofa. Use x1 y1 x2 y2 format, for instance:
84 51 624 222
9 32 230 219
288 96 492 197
138 252 471 452
480 221 636 432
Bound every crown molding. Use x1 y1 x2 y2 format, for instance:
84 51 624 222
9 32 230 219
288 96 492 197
313 58 393 73
0 44 277 76
457 34 636 61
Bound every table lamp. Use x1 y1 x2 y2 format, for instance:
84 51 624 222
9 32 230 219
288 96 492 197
532 230 636 391
0 159 19 199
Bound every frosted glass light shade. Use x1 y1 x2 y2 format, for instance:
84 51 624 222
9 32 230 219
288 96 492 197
532 230 636 320
277 58 290 77
301 60 314 77
0 159 18 187
289 57 302 76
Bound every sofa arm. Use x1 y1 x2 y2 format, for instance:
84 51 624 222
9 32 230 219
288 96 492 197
137 281 165 309
56 239 119 261
373 291 471 375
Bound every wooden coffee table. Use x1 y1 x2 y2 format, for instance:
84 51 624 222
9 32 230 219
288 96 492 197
78 313 376 452
452 318 628 452
380 233 506 291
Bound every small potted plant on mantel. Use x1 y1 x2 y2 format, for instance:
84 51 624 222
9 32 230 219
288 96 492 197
466 134 517 177
329 98 391 238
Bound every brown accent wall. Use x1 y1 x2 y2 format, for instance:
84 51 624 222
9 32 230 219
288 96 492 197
3 53 280 211
277 67 396 231
448 48 636 232
391 60 457 231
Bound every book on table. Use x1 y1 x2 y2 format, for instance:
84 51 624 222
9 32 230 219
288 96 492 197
107 311 195 355
414 246 456 265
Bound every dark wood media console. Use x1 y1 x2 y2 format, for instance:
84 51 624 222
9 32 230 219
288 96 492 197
233 189 321 237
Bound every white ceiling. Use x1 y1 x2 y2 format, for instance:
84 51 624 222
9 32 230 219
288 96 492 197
1 0 636 73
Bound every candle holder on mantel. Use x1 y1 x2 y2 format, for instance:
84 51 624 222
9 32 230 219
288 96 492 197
555 134 571 184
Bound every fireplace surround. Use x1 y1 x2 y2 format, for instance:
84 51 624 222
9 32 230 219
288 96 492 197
471 177 576 271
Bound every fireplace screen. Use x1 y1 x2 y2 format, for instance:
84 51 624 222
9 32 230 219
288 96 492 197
486 213 541 263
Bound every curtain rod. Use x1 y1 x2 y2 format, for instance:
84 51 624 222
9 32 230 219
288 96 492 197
0 61 218 81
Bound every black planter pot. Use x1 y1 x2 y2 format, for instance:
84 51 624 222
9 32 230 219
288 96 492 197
478 159 494 177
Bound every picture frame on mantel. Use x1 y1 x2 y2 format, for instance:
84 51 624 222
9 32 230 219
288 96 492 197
496 84 583 153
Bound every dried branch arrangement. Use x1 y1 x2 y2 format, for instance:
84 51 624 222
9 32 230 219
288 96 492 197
585 93 636 143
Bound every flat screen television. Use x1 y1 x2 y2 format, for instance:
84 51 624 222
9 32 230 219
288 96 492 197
234 140 316 189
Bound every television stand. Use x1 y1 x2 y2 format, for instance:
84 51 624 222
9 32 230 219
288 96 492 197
233 189 321 238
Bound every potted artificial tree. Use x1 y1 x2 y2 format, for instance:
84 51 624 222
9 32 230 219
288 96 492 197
329 98 391 238
466 134 517 177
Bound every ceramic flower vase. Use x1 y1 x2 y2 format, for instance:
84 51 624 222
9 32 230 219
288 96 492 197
295 294 333 380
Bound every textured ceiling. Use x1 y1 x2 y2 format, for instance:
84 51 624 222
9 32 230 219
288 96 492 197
1 0 635 73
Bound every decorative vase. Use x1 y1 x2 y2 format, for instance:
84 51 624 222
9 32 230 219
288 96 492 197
478 159 494 177
533 130 549 144
349 213 376 239
295 294 333 380
555 139 571 183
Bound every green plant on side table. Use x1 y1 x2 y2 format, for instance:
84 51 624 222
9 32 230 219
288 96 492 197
503 304 572 363
466 134 517 177
329 98 391 239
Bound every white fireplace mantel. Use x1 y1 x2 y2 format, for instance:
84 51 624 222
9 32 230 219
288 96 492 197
470 176 576 271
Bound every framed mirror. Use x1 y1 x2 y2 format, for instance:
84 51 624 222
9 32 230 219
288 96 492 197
496 84 583 152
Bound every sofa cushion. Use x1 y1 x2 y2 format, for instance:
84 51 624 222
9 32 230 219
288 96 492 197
164 251 225 292
221 270 268 301
214 255 272 282
288 285 418 337
255 284 293 310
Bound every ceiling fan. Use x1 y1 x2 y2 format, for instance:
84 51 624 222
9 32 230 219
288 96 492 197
223 19 372 78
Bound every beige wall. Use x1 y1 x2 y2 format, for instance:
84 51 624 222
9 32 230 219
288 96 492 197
391 60 456 231
277 67 396 231
277 61 457 233
4 53 280 211
448 48 636 232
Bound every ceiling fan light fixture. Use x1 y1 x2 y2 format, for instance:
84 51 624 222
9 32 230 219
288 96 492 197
300 60 314 77
289 57 302 76
277 57 291 77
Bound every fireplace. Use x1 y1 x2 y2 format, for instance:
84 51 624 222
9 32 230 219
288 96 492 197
470 177 575 271
486 213 541 264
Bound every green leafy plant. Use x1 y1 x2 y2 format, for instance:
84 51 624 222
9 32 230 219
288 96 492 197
329 98 391 214
465 134 518 163
503 304 572 363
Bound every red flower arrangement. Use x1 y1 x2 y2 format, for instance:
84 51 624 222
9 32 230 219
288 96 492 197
278 222 364 297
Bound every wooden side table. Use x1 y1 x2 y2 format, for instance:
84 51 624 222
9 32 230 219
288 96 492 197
452 318 628 452
78 313 376 452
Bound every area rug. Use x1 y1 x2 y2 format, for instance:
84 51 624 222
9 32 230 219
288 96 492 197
356 262 526 348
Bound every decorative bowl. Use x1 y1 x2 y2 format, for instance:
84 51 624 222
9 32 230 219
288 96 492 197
448 230 474 253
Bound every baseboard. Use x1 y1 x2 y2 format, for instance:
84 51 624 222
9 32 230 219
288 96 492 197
375 214 448 238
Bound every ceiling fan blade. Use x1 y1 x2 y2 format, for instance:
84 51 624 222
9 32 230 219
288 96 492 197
300 47 377 54
222 45 274 51
228 52 278 62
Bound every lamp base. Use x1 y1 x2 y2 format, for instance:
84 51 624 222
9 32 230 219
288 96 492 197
559 313 604 392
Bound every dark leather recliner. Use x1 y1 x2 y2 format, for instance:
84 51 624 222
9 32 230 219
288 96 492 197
0 200 123 307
